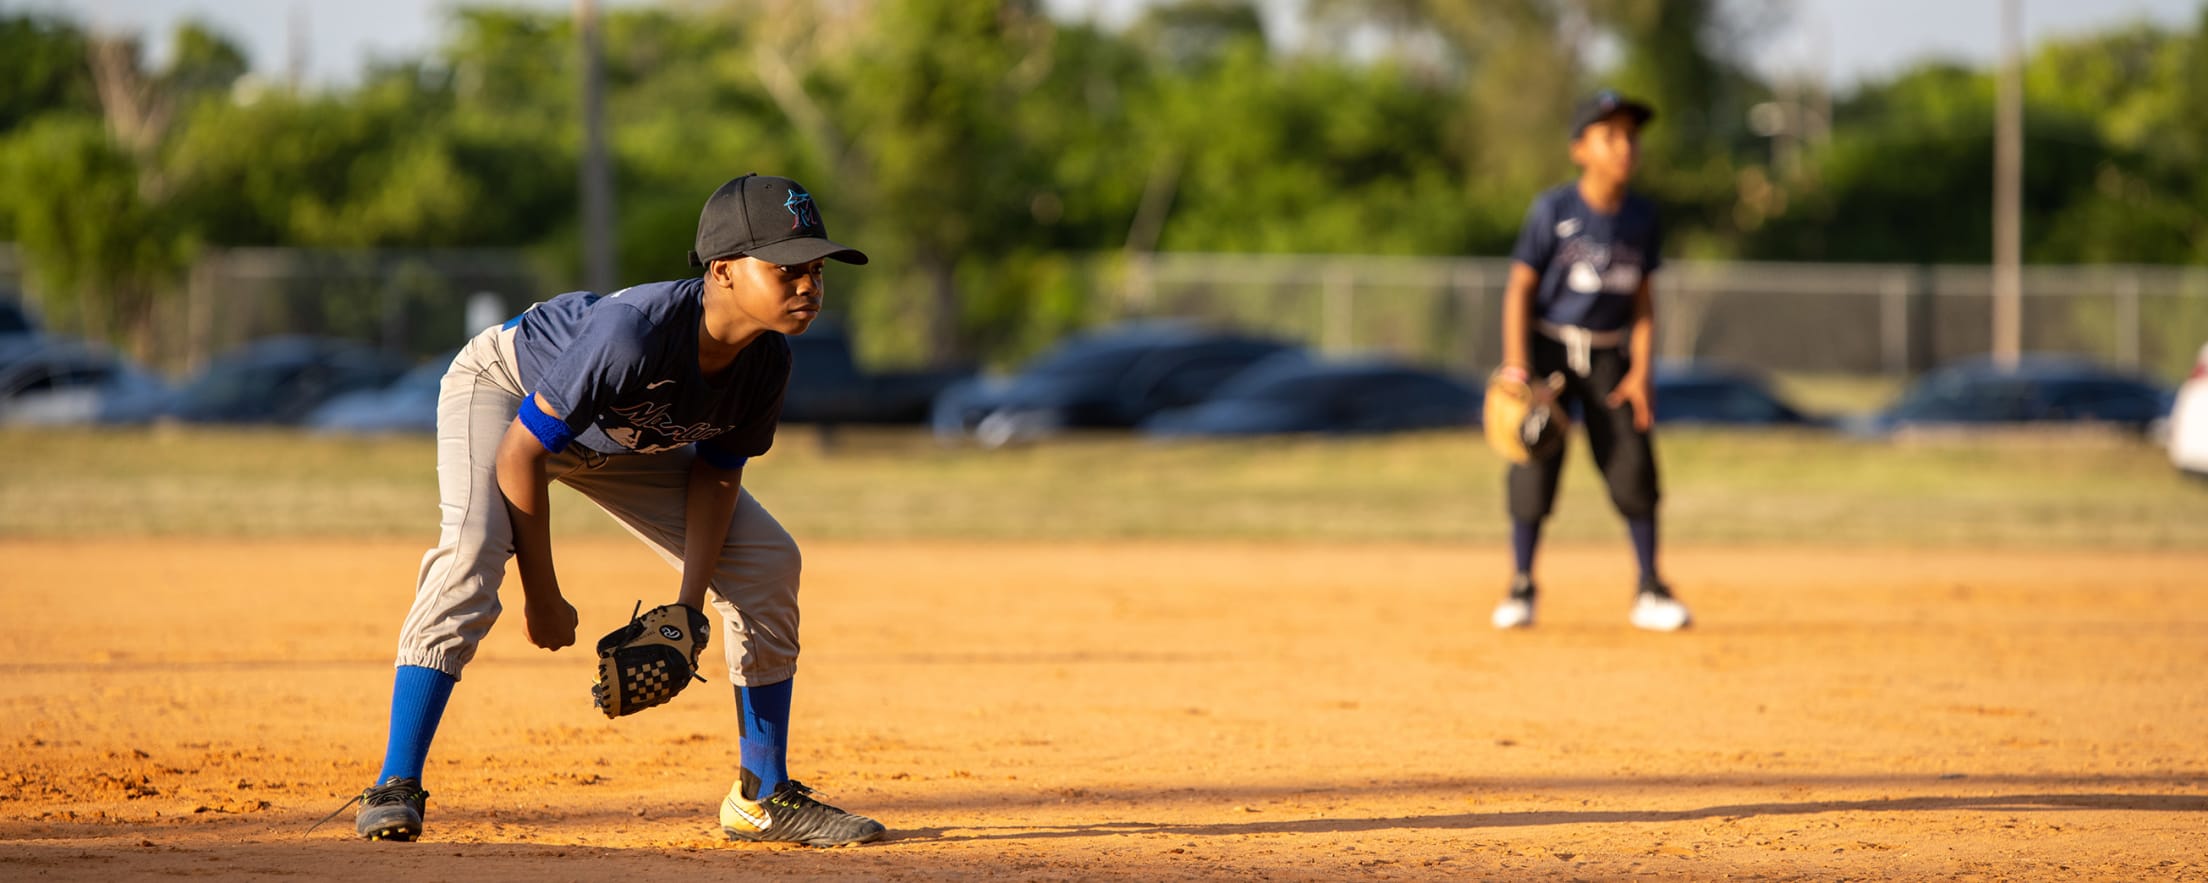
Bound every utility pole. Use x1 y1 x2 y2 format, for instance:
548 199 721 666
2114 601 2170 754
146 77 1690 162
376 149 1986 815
1992 0 2023 368
577 0 617 294
287 1 307 92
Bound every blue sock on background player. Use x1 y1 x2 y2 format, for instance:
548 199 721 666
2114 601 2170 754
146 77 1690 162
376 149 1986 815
1627 517 1659 585
738 679 793 799
1511 519 1542 578
377 665 455 783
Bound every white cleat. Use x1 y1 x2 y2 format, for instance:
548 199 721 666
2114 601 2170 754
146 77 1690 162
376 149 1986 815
1491 597 1535 629
1630 584 1692 632
1491 575 1537 629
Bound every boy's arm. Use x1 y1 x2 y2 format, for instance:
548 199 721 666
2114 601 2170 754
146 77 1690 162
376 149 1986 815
675 458 745 611
1607 275 1658 430
496 407 578 651
1499 262 1541 381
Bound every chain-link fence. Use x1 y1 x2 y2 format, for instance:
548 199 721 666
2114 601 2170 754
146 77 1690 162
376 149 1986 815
166 248 545 373
8 242 2207 381
1114 253 2208 381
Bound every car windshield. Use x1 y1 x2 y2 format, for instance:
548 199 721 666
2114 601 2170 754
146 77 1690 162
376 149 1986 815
1026 338 1162 378
0 300 33 334
1221 369 1365 404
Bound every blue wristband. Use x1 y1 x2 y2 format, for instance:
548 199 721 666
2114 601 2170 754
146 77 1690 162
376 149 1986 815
694 443 748 471
517 393 574 454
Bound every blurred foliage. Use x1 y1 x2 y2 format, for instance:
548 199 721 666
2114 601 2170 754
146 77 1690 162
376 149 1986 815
0 2 2202 365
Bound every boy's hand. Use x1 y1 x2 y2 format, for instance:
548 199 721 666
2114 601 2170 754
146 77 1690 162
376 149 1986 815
1607 370 1655 431
524 596 579 651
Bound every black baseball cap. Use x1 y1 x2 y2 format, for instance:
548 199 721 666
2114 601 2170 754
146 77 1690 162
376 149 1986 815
688 174 868 268
1569 89 1655 139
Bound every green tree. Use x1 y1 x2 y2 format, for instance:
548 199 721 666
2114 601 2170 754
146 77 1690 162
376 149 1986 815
0 13 96 134
0 115 188 350
0 20 245 354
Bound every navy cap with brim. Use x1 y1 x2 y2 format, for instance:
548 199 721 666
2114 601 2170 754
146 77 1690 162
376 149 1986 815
687 237 869 268
749 236 868 266
1570 91 1655 139
689 173 869 268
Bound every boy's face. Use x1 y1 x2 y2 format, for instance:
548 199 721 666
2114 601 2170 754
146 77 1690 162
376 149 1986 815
1571 115 1642 183
714 256 826 336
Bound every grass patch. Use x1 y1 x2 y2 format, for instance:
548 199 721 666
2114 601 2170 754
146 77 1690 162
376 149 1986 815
0 425 2201 549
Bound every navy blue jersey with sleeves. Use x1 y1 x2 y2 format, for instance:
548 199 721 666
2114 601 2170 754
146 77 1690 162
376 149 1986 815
1509 184 1663 332
513 277 788 460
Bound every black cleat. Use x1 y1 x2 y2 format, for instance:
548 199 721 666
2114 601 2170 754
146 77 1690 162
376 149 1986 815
720 779 885 847
354 777 429 842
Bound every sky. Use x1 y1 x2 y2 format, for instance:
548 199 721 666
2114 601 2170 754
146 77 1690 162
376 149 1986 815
21 0 2205 91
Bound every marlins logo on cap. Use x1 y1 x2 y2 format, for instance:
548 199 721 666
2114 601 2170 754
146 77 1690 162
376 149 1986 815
688 174 867 268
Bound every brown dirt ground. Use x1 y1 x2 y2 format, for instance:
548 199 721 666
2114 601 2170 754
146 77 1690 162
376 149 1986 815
1 537 2205 881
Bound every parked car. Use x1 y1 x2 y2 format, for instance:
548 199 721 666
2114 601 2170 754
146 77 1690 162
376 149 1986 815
2169 342 2208 476
304 350 457 435
1142 357 1480 437
933 322 1303 446
105 335 410 425
0 331 51 372
1650 361 1818 427
0 336 169 426
0 297 35 336
1850 355 2173 436
783 324 973 425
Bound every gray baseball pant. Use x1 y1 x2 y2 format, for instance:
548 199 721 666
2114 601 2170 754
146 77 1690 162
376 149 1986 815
393 323 800 685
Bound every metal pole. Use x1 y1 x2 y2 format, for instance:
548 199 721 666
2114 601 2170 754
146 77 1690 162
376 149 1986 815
1322 263 1353 354
577 0 617 294
2116 270 2141 370
1881 272 1908 376
1991 0 2024 368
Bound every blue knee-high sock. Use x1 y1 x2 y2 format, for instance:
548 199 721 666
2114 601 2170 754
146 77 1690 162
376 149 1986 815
377 665 456 783
1511 520 1543 577
1627 517 1660 585
737 679 793 800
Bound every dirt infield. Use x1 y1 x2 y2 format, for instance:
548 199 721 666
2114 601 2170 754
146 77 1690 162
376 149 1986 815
3 538 2205 880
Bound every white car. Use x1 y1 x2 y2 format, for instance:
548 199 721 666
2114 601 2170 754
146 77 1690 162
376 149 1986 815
2172 343 2208 476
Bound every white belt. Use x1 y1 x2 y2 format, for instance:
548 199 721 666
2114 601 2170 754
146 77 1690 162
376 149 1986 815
1537 321 1625 377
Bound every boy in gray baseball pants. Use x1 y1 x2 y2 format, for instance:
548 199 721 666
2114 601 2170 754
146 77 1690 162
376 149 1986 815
344 175 885 848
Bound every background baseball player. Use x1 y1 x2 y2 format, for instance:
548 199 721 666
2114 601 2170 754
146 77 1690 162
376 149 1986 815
341 174 886 846
1490 91 1693 633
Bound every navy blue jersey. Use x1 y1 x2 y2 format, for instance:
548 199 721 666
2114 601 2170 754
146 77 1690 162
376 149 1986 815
1510 184 1663 332
514 278 788 460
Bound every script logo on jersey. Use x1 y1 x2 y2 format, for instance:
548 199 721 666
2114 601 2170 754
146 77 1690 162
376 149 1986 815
784 190 820 231
603 400 726 454
1555 237 1645 295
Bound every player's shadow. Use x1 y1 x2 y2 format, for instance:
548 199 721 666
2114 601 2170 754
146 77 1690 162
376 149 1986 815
886 791 2208 845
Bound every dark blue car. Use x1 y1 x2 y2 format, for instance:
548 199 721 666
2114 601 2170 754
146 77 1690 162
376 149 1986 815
933 322 1302 446
783 323 974 426
305 350 458 435
1853 355 2172 435
107 336 411 426
0 336 169 427
1651 361 1817 427
1142 357 1480 437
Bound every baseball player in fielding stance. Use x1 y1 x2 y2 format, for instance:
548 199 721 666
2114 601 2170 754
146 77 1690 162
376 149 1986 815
1490 91 1692 632
339 175 885 846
